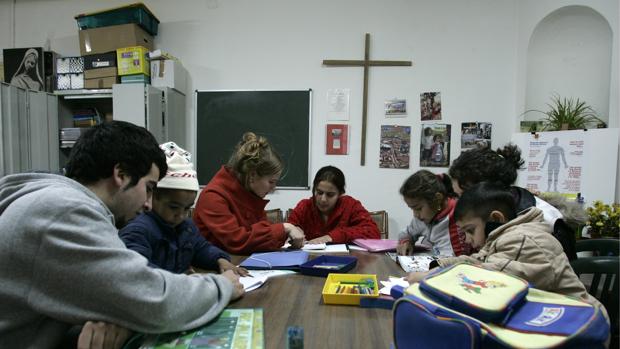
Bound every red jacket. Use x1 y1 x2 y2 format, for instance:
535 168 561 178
287 195 380 243
193 166 287 254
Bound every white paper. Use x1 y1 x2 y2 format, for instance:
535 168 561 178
327 88 350 120
379 277 410 296
281 242 349 253
239 270 296 292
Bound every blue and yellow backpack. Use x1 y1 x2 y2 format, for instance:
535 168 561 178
392 263 609 348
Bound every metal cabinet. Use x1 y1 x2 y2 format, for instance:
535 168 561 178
0 82 58 176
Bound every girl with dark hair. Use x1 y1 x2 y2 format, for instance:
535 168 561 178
449 143 557 221
287 165 380 244
397 170 471 257
193 132 305 254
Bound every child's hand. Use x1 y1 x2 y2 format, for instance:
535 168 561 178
307 235 333 245
218 258 250 276
396 241 412 255
406 271 429 284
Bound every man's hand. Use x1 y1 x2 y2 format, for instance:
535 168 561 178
221 269 245 300
218 258 250 276
77 321 131 349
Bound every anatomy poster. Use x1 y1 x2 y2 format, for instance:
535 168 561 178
524 132 585 195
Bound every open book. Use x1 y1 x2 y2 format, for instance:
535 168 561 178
395 255 438 273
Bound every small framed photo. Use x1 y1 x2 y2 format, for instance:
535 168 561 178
385 98 407 117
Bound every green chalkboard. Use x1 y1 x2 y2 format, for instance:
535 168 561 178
195 90 312 188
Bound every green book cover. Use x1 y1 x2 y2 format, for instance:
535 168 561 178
125 308 264 349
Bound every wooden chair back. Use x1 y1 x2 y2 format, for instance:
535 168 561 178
369 210 389 239
265 208 284 224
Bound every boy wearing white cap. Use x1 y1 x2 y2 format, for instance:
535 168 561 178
120 142 248 275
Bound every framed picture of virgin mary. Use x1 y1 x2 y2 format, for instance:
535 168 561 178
3 47 45 91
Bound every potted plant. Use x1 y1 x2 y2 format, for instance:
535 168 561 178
585 200 620 239
524 95 605 131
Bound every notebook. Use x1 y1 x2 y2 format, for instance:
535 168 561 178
239 251 310 270
352 239 398 252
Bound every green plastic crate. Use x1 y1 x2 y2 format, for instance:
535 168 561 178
75 3 159 36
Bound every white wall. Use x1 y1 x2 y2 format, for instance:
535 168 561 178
1 0 618 237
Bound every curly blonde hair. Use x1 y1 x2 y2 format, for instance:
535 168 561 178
227 132 283 188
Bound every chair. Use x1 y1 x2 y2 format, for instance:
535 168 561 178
285 208 293 222
575 238 619 257
369 210 389 239
265 208 283 224
570 256 619 346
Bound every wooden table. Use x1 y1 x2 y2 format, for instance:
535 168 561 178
228 251 404 349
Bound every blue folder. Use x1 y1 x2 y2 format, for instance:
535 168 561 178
239 251 310 270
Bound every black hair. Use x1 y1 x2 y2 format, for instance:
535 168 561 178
313 165 346 194
400 170 456 209
65 121 167 187
449 143 524 191
453 182 517 222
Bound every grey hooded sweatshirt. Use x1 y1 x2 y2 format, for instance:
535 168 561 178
0 173 233 348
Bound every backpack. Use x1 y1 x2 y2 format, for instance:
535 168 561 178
393 263 609 348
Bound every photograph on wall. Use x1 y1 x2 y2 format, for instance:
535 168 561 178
326 124 349 155
385 98 407 117
2 47 44 91
519 120 545 133
327 88 350 120
522 132 585 195
419 123 451 167
420 91 441 121
379 125 411 169
461 122 492 150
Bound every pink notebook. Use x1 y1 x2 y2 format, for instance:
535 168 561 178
352 239 398 252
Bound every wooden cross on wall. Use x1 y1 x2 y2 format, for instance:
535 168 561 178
323 33 412 166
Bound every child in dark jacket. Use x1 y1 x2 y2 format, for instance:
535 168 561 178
120 142 247 275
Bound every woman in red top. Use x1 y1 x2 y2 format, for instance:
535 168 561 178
287 166 380 244
193 132 305 254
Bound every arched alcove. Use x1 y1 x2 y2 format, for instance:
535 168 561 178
525 6 612 124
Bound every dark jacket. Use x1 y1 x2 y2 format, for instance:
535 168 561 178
120 211 230 273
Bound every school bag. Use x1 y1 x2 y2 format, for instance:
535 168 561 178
392 263 609 349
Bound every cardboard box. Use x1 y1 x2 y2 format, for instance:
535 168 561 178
84 67 117 80
83 52 117 70
117 46 150 76
84 76 118 89
150 59 187 94
79 23 153 56
120 74 150 84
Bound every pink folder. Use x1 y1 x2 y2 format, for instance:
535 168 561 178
352 239 398 252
